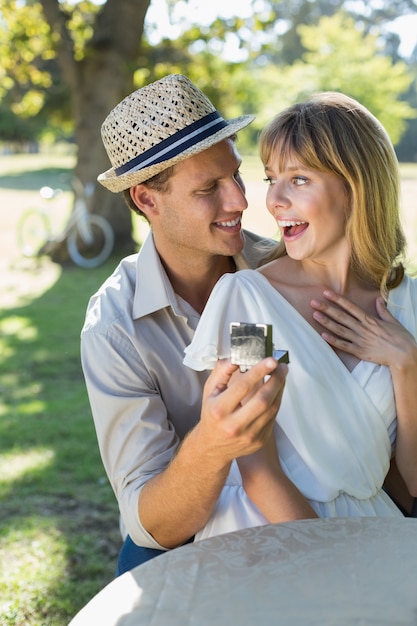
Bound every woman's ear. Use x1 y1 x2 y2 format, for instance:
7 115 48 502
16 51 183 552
130 185 159 220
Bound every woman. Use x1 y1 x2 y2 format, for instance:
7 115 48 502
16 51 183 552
183 92 417 540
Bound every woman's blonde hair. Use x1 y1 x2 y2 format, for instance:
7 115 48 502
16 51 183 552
259 92 406 296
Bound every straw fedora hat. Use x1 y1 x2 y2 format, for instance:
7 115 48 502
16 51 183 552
98 74 254 193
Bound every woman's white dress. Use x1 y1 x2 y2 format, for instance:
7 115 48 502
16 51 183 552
184 271 417 540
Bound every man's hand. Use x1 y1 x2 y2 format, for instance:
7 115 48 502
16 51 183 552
196 357 287 464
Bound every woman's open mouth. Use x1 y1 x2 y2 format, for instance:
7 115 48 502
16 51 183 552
278 220 308 238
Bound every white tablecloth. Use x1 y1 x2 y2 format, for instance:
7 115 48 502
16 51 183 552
69 517 417 625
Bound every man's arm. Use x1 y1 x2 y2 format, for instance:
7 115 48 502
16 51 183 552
138 358 288 548
82 320 313 550
81 323 184 550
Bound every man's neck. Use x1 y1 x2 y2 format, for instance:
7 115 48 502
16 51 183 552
163 255 236 315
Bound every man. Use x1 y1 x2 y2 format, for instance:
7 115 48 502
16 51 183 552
81 75 314 576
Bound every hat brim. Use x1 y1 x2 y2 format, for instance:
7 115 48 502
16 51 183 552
98 115 254 193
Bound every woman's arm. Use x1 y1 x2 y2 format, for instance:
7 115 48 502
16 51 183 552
384 457 415 514
237 431 318 522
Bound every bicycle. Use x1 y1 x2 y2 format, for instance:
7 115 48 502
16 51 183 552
17 176 115 269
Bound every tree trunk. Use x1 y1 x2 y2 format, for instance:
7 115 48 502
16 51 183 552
38 0 152 263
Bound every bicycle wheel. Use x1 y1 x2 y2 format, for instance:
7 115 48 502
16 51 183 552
17 209 51 257
66 214 115 268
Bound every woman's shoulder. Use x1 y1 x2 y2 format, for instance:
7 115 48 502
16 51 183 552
403 272 417 303
220 267 266 285
395 272 417 295
213 268 273 302
257 255 295 287
389 272 417 322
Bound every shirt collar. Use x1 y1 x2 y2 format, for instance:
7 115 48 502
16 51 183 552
132 231 255 320
132 232 175 319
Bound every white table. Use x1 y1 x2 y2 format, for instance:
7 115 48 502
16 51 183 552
69 517 417 625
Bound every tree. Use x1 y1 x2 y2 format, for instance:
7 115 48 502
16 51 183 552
300 13 416 143
0 0 275 262
1 0 417 263
43 0 155 257
0 0 262 260
1 0 152 259
252 12 416 145
252 0 417 65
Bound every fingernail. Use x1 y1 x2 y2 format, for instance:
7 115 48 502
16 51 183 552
265 357 277 368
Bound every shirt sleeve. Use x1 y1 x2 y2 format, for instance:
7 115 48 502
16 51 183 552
81 323 179 550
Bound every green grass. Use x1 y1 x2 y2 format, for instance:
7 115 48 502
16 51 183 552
0 152 416 625
0 259 121 625
0 152 129 625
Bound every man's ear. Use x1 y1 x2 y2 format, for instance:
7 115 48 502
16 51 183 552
130 185 159 220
